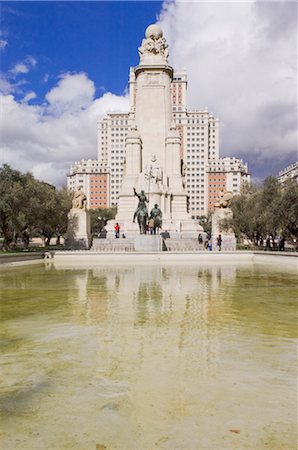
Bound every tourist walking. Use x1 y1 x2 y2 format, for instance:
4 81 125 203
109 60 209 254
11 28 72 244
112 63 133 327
217 234 222 251
114 223 120 239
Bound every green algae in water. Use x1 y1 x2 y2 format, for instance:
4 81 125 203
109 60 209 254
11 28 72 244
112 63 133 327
0 262 297 449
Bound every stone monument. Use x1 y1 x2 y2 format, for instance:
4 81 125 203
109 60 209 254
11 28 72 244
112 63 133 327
211 189 236 251
106 24 203 238
65 188 91 249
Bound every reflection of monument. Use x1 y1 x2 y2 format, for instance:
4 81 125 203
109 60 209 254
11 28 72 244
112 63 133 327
65 187 91 249
107 24 202 238
211 190 236 251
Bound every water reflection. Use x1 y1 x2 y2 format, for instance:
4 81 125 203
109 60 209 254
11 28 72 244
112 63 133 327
0 262 297 449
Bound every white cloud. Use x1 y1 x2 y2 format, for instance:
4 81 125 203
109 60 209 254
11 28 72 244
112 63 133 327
158 0 297 176
0 73 129 186
46 72 95 114
0 39 8 50
22 91 37 103
11 55 37 75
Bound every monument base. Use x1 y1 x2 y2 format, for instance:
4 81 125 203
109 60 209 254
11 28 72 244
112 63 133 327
211 207 236 251
65 209 91 250
134 235 164 252
105 218 203 239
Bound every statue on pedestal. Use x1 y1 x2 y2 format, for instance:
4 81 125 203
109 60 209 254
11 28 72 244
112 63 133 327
214 189 233 208
72 187 87 210
65 187 90 249
133 188 149 234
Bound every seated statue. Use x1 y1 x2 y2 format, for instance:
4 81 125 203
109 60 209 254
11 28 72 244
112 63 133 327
72 188 87 210
133 187 149 222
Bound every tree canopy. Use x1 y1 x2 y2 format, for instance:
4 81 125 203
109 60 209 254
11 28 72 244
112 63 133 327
0 164 72 249
226 176 298 244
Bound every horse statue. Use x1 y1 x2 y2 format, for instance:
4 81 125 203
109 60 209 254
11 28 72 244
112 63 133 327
136 208 149 235
133 188 149 235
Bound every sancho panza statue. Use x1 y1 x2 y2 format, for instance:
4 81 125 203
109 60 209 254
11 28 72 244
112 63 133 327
150 203 162 233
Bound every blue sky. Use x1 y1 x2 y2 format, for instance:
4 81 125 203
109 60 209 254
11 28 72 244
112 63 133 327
0 1 297 186
1 1 162 98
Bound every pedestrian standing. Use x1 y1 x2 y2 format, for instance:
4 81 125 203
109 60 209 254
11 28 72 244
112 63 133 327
114 222 120 239
217 234 222 251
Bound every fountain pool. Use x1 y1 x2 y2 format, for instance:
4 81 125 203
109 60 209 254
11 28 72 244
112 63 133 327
0 261 297 449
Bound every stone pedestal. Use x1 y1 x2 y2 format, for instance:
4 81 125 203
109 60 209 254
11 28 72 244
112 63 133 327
134 235 164 252
211 208 236 251
65 209 91 250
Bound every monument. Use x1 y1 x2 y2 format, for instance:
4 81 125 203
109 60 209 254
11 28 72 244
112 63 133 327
211 189 236 251
65 188 91 249
106 24 203 238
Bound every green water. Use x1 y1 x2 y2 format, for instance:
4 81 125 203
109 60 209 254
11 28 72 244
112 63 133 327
0 262 297 449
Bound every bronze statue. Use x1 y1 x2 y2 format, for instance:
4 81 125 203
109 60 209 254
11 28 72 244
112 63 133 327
150 204 162 234
133 188 149 234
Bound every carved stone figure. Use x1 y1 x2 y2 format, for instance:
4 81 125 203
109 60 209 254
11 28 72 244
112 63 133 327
214 189 233 208
138 24 169 61
144 153 162 183
72 188 87 210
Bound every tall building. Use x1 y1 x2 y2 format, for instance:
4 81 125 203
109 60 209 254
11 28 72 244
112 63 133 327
206 157 251 212
277 162 298 185
67 159 109 209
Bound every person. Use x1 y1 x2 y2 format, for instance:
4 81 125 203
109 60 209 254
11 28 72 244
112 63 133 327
148 217 155 235
279 235 285 251
217 234 222 251
265 234 271 251
161 230 170 239
204 237 209 250
114 223 120 239
133 188 149 222
198 233 203 244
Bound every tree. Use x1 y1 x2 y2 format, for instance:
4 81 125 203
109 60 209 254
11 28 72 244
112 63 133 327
88 207 117 235
276 179 298 241
0 165 72 249
226 176 298 245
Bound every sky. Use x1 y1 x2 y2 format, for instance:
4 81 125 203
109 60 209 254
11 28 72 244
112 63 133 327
0 0 297 187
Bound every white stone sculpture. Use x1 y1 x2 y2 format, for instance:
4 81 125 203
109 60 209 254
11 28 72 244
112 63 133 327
214 189 233 208
144 153 162 183
72 187 87 210
138 24 169 62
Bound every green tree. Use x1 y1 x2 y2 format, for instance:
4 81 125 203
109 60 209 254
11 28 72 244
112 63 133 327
0 165 72 249
88 207 117 235
226 176 298 245
275 179 298 241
